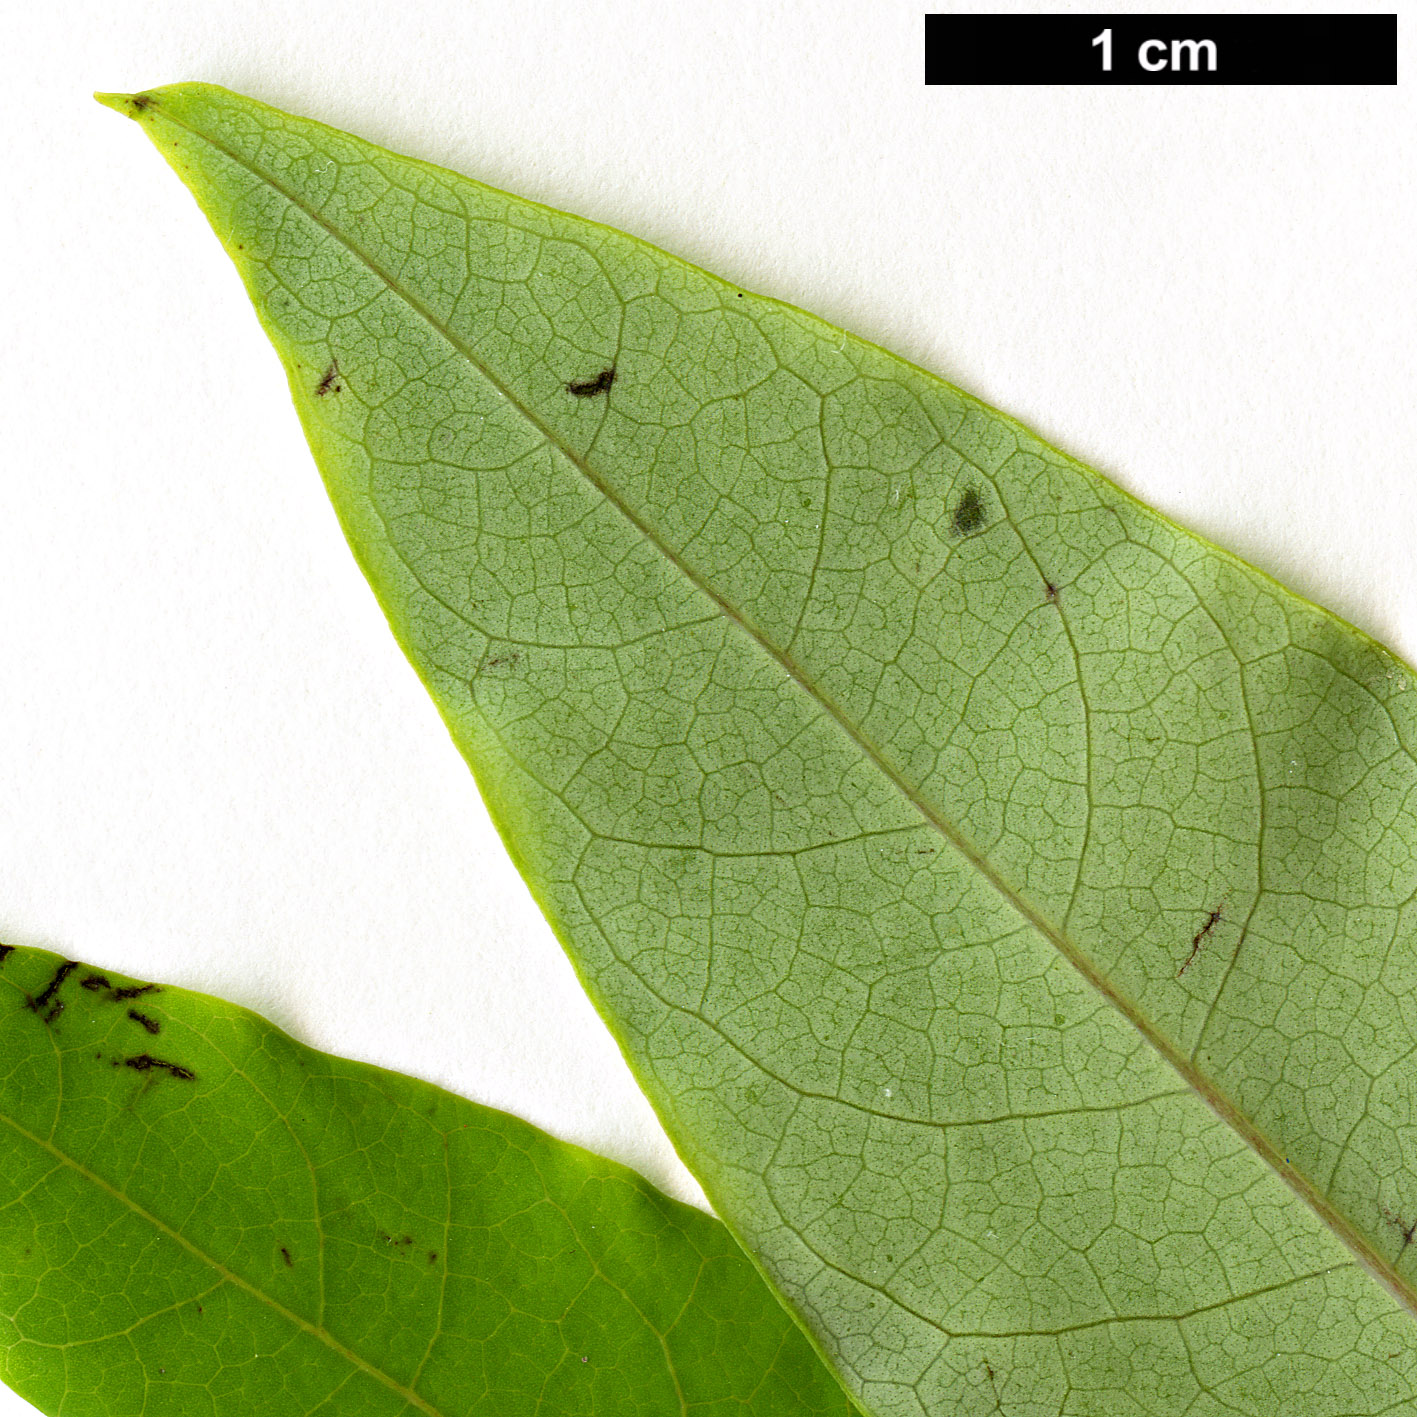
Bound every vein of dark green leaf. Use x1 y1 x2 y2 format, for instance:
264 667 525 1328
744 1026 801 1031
409 1128 452 1390
16 1280 227 1350
546 1189 691 1417
308 1370 358 1415
200 1027 330 1330
0 1109 449 1417
161 108 1417 1323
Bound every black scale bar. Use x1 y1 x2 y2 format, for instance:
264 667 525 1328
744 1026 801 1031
925 14 1397 85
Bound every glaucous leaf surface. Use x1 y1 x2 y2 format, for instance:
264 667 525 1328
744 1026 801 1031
102 84 1417 1416
0 945 857 1416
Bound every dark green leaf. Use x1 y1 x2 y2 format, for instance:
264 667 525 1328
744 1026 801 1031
0 944 854 1416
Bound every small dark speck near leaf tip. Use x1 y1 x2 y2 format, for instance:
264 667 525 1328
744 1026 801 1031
94 92 154 118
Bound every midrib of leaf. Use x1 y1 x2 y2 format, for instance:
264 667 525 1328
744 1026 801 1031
144 99 1417 1330
0 1111 447 1417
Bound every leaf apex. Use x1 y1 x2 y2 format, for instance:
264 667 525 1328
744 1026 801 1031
94 90 157 119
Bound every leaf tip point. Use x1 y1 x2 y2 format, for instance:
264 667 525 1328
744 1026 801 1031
94 91 156 119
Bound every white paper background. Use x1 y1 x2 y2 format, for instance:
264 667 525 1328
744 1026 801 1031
1 3 1413 1410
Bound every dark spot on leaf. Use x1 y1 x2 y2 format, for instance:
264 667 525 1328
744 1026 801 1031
131 94 154 113
1044 581 1061 604
1178 905 1224 977
113 984 160 1001
124 1054 195 1082
128 1009 161 1036
81 973 112 992
428 1250 438 1264
473 650 523 686
27 961 79 1022
315 360 342 397
281 1246 294 1267
565 365 616 398
950 486 988 537
0 945 12 967
1383 1207 1417 1251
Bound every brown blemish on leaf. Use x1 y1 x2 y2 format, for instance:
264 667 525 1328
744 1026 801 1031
124 1054 195 1082
1383 1207 1417 1252
565 365 616 398
113 983 160 1002
81 973 113 992
130 94 154 114
950 486 988 537
428 1250 438 1263
128 1009 161 1036
280 1246 294 1268
0 945 13 967
27 961 79 1023
1179 905 1225 977
1044 580 1061 604
981 1359 1003 1411
315 360 342 397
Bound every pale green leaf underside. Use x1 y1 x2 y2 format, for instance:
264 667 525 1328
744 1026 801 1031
105 84 1417 1416
0 945 856 1417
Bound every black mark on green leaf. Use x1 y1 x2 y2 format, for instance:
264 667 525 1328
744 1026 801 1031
950 486 988 537
281 1246 294 1267
315 360 342 397
566 365 616 398
124 1054 195 1082
1383 1207 1417 1252
81 973 112 992
1044 580 1061 605
128 1009 161 1036
1178 905 1224 977
113 983 160 1002
27 961 79 1024
0 945 12 967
